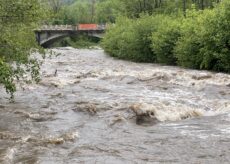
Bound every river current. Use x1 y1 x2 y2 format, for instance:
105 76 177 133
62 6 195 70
0 47 230 163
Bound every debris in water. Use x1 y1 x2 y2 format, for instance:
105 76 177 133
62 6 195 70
191 73 212 80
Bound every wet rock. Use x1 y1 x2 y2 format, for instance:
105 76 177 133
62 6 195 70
129 104 158 126
136 115 158 126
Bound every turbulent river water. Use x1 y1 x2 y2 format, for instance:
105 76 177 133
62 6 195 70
0 47 230 164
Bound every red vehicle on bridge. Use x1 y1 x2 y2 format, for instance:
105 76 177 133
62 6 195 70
76 24 106 31
77 24 97 30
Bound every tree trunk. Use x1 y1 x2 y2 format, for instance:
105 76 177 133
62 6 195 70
183 0 186 17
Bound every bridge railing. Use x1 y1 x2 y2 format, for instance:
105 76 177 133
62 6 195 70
97 24 106 30
38 25 74 31
37 24 107 31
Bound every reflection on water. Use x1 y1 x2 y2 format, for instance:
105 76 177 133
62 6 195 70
0 47 230 163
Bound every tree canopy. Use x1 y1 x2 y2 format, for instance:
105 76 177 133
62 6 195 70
0 0 46 98
45 0 224 24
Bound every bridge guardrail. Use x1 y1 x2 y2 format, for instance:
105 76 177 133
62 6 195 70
37 24 106 31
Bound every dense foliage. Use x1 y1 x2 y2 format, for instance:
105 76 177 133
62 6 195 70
151 16 182 65
47 0 222 24
102 15 160 62
102 0 230 73
175 1 230 72
0 0 45 98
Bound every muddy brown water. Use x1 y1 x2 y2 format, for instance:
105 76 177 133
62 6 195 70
0 47 230 164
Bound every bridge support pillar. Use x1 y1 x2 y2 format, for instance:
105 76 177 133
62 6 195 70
35 32 41 45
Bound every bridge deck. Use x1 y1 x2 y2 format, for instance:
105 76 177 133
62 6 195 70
36 25 106 32
35 24 106 47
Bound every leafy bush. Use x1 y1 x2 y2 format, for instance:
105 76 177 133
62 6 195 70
102 15 164 62
175 1 230 72
174 7 205 69
103 0 230 73
151 16 182 65
101 17 135 59
0 0 45 98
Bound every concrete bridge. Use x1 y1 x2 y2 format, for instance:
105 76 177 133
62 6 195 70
34 24 106 47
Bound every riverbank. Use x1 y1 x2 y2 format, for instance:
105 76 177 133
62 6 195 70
102 1 230 73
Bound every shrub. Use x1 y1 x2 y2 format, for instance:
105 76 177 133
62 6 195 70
151 16 182 65
130 15 160 62
174 8 205 69
103 0 230 73
102 15 164 62
101 17 133 58
200 0 230 72
175 1 230 72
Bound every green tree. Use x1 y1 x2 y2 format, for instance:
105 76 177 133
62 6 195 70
121 0 164 18
175 0 230 72
95 0 124 23
151 16 182 65
0 0 45 98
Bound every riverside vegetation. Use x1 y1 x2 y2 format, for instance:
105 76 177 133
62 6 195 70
102 0 230 73
0 0 46 98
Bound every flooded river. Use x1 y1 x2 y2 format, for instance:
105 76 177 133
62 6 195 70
0 47 230 163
